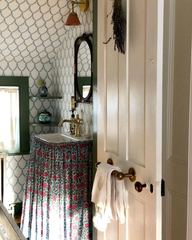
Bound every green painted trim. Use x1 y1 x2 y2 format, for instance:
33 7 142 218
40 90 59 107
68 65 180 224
29 96 62 100
9 202 22 214
8 152 29 156
0 76 30 154
92 0 98 239
77 77 91 96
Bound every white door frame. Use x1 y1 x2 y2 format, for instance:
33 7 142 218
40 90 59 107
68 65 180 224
156 0 164 238
187 41 192 240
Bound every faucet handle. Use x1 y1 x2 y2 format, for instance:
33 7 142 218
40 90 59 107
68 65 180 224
76 114 83 125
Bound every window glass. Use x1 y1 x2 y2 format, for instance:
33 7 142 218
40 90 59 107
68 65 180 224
0 87 20 152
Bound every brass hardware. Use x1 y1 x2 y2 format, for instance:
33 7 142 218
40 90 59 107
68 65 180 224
58 119 75 126
135 181 147 193
79 0 89 12
107 158 113 165
75 114 83 137
125 168 136 182
71 0 89 13
71 96 76 111
112 168 136 181
95 159 136 182
95 158 113 169
58 114 83 137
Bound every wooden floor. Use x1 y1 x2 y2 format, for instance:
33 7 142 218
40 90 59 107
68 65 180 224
14 213 21 228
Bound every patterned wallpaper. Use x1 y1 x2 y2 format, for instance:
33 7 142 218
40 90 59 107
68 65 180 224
52 1 93 136
0 0 93 207
0 0 69 64
78 41 91 77
4 155 28 209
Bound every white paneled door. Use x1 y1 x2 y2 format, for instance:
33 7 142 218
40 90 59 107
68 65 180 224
97 0 163 239
162 0 192 239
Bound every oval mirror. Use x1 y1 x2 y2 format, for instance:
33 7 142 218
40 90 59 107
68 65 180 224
74 33 93 104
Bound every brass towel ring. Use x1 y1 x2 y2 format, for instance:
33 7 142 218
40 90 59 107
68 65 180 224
95 159 136 182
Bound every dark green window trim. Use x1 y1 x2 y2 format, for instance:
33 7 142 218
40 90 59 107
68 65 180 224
0 76 30 155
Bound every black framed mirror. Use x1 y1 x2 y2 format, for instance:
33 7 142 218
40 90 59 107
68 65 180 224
74 33 93 104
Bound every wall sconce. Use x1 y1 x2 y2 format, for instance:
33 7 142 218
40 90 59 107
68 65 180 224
65 0 89 26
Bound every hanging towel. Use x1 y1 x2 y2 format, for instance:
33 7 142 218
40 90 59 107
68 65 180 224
91 163 128 231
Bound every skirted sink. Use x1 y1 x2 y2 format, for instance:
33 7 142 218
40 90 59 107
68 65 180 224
21 132 93 240
36 133 92 143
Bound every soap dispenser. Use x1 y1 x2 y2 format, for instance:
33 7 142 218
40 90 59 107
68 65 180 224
70 110 75 135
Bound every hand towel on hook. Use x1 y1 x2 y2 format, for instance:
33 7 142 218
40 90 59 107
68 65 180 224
91 162 128 232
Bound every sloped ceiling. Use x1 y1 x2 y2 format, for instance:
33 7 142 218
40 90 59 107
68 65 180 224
0 0 71 64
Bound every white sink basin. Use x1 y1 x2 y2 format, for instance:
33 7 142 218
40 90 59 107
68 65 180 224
36 133 92 143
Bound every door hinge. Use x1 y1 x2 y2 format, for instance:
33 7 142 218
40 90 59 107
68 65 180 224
161 179 165 197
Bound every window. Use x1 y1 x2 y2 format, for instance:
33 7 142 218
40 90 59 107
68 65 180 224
0 77 29 155
0 87 20 152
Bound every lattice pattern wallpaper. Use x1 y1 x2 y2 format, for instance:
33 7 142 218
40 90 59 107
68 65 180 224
0 0 93 206
4 155 28 209
78 41 91 77
52 2 93 136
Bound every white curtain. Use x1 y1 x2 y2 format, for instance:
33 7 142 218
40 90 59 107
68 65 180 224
0 88 19 152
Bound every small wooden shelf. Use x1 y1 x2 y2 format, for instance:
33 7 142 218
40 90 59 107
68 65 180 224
14 213 21 224
29 96 62 100
29 122 59 127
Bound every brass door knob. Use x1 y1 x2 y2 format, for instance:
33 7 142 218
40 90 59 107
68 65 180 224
135 181 147 193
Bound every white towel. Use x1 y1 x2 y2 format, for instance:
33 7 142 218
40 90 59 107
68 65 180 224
91 163 128 231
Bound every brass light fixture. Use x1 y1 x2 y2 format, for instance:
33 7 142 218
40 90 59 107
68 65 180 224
65 0 89 26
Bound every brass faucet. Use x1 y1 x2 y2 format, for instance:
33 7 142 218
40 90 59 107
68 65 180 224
58 114 83 137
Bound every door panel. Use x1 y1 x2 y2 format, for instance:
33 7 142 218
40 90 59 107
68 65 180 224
97 0 161 239
162 0 191 239
106 48 119 155
128 194 145 240
165 191 187 240
129 0 146 166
